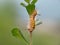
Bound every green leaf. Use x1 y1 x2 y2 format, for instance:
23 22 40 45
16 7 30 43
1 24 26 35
31 0 37 4
20 3 26 7
11 28 29 44
26 4 35 15
20 0 38 15
24 0 30 3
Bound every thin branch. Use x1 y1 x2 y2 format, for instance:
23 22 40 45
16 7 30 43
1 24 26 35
30 31 32 45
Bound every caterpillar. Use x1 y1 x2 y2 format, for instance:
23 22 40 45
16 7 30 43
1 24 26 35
28 10 37 32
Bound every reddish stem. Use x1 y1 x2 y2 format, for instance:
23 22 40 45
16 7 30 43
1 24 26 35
30 31 32 45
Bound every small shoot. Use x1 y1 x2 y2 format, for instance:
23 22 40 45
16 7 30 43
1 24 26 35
11 28 29 44
20 0 38 15
21 3 26 7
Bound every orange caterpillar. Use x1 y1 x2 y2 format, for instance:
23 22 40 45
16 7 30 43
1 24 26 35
28 10 37 32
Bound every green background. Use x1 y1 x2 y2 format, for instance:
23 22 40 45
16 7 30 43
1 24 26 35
0 0 60 45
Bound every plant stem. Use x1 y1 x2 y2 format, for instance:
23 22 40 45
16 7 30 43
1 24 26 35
28 10 37 45
30 31 32 45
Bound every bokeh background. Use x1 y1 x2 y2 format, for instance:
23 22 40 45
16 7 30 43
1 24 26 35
0 0 60 45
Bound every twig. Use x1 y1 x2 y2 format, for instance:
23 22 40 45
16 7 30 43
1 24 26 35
30 31 32 45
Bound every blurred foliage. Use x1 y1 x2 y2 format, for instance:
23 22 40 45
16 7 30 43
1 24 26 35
0 1 20 45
